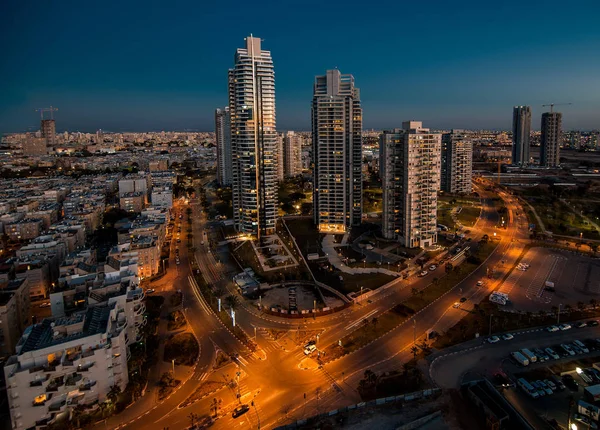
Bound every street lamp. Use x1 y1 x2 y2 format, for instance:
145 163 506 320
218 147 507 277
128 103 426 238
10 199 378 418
557 303 562 325
172 359 175 375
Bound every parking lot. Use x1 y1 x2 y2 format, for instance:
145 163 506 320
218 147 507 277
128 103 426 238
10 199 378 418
498 247 600 311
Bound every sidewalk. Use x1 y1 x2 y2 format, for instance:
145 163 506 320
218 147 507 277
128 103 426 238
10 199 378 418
322 235 400 276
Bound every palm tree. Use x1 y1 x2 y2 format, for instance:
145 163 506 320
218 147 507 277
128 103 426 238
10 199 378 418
225 294 240 311
445 263 453 274
213 285 226 298
188 412 199 429
371 317 379 333
411 345 419 359
106 384 121 405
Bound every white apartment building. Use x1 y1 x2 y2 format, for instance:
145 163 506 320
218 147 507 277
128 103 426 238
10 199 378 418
229 36 278 239
283 131 302 177
441 130 473 194
215 107 232 186
3 293 142 430
380 122 441 248
118 175 151 198
151 187 173 209
312 70 362 233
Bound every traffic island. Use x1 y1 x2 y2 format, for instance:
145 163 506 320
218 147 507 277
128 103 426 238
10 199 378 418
164 332 200 366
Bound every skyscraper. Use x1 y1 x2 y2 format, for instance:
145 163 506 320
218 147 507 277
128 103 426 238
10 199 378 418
540 112 562 167
441 130 473 194
312 69 362 233
41 119 56 147
229 36 277 239
512 106 531 165
380 122 441 248
276 132 285 181
283 131 302 177
215 107 232 186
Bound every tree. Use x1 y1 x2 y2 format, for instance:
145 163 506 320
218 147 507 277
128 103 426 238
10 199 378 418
411 345 419 359
371 317 379 333
188 412 199 428
213 285 226 298
590 299 598 310
225 294 240 311
565 304 573 314
551 305 559 316
107 384 121 405
577 301 585 312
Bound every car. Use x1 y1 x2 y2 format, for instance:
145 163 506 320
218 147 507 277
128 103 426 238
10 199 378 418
501 333 514 341
429 265 437 271
232 404 250 418
487 336 500 344
549 375 565 391
176 259 180 265
562 374 579 390
560 343 576 356
476 280 484 286
177 239 181 243
452 302 461 308
39 302 51 308
545 347 560 360
546 325 559 332
460 297 467 303
537 380 553 395
544 379 557 391
579 370 594 384
146 289 155 294
531 381 546 396
559 323 572 331
588 320 599 327
493 373 514 388
534 348 549 362
571 344 584 355
588 368 600 383
419 270 428 277
573 413 598 429
303 344 317 355
576 322 588 328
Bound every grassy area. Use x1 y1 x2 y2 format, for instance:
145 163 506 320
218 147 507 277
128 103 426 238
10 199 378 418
357 361 427 401
527 197 600 239
167 310 187 331
456 206 481 226
363 187 383 213
179 380 226 409
437 203 456 231
157 372 181 401
278 177 312 216
164 332 199 366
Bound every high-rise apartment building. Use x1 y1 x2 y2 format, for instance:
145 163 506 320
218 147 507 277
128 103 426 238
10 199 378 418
441 130 473 194
283 131 302 177
512 106 531 165
229 36 277 239
41 119 56 147
215 107 232 186
276 133 285 181
312 69 362 233
540 112 562 167
380 122 441 248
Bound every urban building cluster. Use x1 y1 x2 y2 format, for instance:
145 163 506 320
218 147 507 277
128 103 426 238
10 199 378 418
0 165 176 428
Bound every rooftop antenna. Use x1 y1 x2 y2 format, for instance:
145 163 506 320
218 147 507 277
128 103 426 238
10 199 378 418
541 103 572 113
35 106 58 120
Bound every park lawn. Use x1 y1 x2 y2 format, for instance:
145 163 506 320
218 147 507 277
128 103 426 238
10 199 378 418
526 196 600 240
164 332 199 366
284 217 322 256
437 204 456 231
457 206 481 226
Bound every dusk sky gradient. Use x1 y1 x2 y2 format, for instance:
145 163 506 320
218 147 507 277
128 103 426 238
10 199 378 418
1 0 599 133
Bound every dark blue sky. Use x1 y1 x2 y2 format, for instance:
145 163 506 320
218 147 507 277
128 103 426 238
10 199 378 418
1 0 599 133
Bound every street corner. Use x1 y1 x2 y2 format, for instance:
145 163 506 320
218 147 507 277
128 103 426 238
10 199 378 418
298 356 319 370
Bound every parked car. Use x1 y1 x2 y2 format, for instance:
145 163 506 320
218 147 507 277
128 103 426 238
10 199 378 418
544 379 557 391
232 404 250 418
39 302 51 308
534 348 549 362
587 368 600 384
429 264 437 271
576 322 588 328
487 336 500 344
560 343 576 356
574 340 589 353
493 373 514 388
562 374 579 390
460 297 467 303
546 325 559 332
146 288 155 294
303 344 317 355
571 344 584 355
559 323 572 331
545 347 560 360
579 370 594 384
419 270 428 277
502 333 514 341
531 381 546 396
587 320 599 327
452 302 461 308
537 380 553 395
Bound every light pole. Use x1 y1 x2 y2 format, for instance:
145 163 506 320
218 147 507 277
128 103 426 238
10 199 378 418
413 319 417 345
172 359 175 375
254 326 257 340
557 303 562 325
360 286 363 303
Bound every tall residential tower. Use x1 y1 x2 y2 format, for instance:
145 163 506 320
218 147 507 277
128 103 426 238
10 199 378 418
441 130 473 194
540 112 562 167
229 36 277 239
380 122 441 248
215 107 232 186
283 131 302 177
312 69 362 233
512 106 531 165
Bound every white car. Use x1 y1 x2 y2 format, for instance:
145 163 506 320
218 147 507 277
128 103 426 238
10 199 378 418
546 325 559 332
39 302 51 308
303 344 317 355
559 323 572 331
501 333 514 341
453 302 461 308
487 336 500 344
476 281 484 286
419 270 429 277
429 265 437 271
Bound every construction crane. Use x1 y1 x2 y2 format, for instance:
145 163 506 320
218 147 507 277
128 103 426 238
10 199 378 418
541 103 572 113
35 106 58 120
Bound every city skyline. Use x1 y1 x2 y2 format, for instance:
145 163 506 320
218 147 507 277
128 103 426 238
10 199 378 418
1 1 600 133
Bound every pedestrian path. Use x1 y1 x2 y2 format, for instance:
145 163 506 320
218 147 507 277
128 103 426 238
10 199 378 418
322 235 400 276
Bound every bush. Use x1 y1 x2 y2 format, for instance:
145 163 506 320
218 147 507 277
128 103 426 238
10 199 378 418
164 333 199 366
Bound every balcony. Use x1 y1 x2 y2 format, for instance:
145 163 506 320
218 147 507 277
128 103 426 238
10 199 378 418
78 380 97 391
134 303 146 315
77 362 94 372
48 400 66 412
